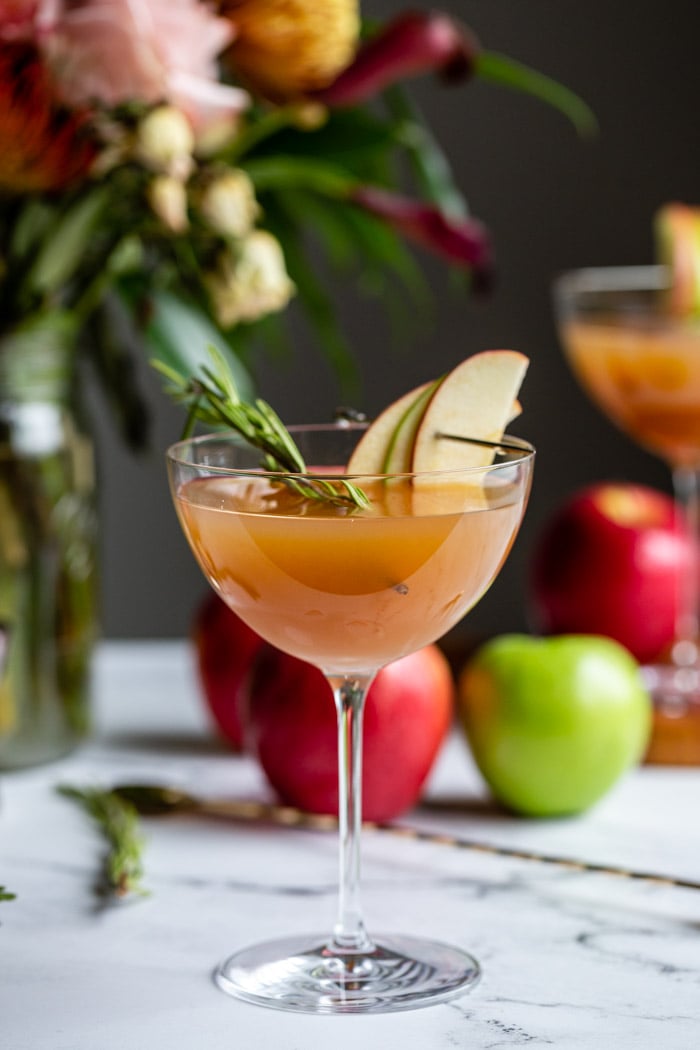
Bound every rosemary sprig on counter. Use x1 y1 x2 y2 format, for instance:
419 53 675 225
154 349 369 510
58 785 148 900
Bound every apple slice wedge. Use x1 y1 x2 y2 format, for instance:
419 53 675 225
384 378 443 473
655 202 700 316
412 350 528 473
347 381 434 474
381 378 444 515
411 350 529 512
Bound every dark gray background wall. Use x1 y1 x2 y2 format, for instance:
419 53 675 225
95 0 700 640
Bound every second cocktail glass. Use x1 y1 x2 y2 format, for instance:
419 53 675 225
554 265 700 730
167 422 534 1013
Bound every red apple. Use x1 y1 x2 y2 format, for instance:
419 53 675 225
244 643 455 822
192 592 265 750
528 483 693 664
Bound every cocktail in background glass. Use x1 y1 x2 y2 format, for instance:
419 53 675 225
167 422 534 1014
554 265 700 749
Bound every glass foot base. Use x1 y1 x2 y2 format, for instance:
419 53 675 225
642 664 700 765
214 933 481 1014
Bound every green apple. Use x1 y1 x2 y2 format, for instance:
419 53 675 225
458 634 652 817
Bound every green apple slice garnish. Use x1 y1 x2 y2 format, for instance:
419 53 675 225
655 202 700 316
346 381 435 474
381 378 444 515
383 378 443 473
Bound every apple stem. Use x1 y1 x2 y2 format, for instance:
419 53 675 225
326 672 376 955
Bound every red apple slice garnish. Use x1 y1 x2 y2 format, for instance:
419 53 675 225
411 350 528 512
412 350 528 471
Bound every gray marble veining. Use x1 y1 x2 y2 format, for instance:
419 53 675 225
1 642 699 1048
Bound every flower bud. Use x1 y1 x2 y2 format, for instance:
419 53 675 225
352 186 493 292
317 12 479 108
135 106 195 179
147 175 189 232
289 102 328 131
199 170 260 238
193 112 244 158
205 231 295 328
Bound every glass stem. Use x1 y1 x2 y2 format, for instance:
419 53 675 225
326 672 375 954
671 466 700 674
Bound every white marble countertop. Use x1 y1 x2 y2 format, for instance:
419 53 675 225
2 641 699 1048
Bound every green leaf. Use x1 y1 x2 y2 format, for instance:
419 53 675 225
384 86 469 219
267 188 427 306
243 156 358 199
248 108 399 177
28 187 111 296
0 886 16 902
331 204 428 302
145 291 254 403
476 51 598 138
285 245 359 393
274 189 356 271
262 198 359 395
9 199 57 261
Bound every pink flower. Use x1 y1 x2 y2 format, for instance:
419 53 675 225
42 0 249 130
316 11 479 108
352 186 493 291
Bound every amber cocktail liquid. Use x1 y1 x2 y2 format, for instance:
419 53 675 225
176 476 524 672
555 265 700 764
167 424 534 1014
562 318 700 467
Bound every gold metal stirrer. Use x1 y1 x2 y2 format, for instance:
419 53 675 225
113 784 700 893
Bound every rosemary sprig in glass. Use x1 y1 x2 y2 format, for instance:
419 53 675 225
58 785 148 900
153 348 369 510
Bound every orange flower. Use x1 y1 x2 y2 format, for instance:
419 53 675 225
220 0 359 102
0 45 95 193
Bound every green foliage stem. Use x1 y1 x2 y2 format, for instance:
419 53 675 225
58 785 148 899
156 347 369 510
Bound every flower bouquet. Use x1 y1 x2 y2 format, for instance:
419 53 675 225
0 0 591 768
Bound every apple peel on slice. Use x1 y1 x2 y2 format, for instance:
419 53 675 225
411 350 529 512
346 381 435 475
384 378 443 473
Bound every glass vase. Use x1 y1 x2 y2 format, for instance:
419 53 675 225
0 313 99 769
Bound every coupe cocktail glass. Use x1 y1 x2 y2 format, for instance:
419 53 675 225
167 422 534 1014
554 265 700 723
